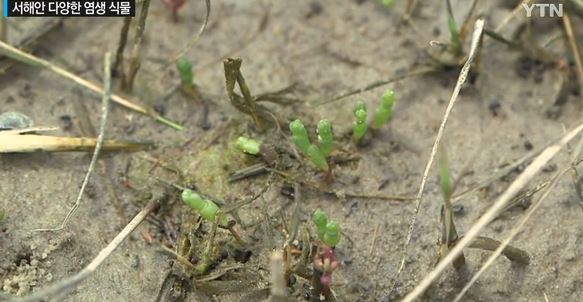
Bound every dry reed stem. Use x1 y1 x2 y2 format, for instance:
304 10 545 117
123 0 151 92
562 12 583 91
388 18 485 297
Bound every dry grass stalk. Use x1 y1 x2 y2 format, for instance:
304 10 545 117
0 40 183 130
0 135 151 153
388 18 485 297
270 250 288 302
35 52 112 232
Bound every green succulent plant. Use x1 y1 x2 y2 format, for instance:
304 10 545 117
317 119 333 157
372 89 395 130
352 100 368 143
289 119 311 154
236 136 260 155
312 208 341 247
176 57 194 86
181 189 227 225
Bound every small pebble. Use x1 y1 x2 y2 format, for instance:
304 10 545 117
453 204 465 215
59 115 73 131
129 255 140 269
488 101 502 117
0 111 34 130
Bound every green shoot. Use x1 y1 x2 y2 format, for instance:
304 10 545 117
323 221 341 247
312 208 328 239
181 189 227 225
290 119 310 154
372 89 395 130
317 119 333 157
352 101 368 143
445 0 462 55
353 100 366 114
378 0 395 7
307 145 329 172
439 148 453 201
437 146 465 268
176 57 194 87
236 136 260 155
312 208 341 247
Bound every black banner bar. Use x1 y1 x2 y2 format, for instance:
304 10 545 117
6 0 135 17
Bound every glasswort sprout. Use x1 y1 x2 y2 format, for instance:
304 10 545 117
317 119 334 157
181 189 227 225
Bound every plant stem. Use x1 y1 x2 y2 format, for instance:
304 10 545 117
123 0 151 92
113 16 131 77
467 236 530 265
195 211 220 275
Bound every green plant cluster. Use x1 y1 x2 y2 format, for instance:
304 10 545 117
176 57 194 87
290 119 333 171
312 208 341 247
352 89 396 144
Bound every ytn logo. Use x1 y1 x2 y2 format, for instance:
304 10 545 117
523 3 564 17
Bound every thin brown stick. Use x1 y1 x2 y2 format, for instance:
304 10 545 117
13 201 159 302
113 16 132 77
0 126 58 136
388 19 485 297
494 0 532 32
0 135 151 153
563 12 583 90
123 0 151 92
451 142 549 202
316 67 436 106
459 0 480 40
0 18 64 75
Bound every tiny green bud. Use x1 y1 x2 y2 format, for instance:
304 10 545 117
317 119 333 157
353 100 366 114
372 89 395 129
182 189 205 210
447 14 461 53
312 208 328 238
379 0 394 7
322 220 341 247
307 145 329 171
176 57 194 86
236 136 261 155
289 119 311 154
353 108 368 142
182 189 226 225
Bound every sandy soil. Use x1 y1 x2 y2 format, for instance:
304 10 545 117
1 0 583 301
